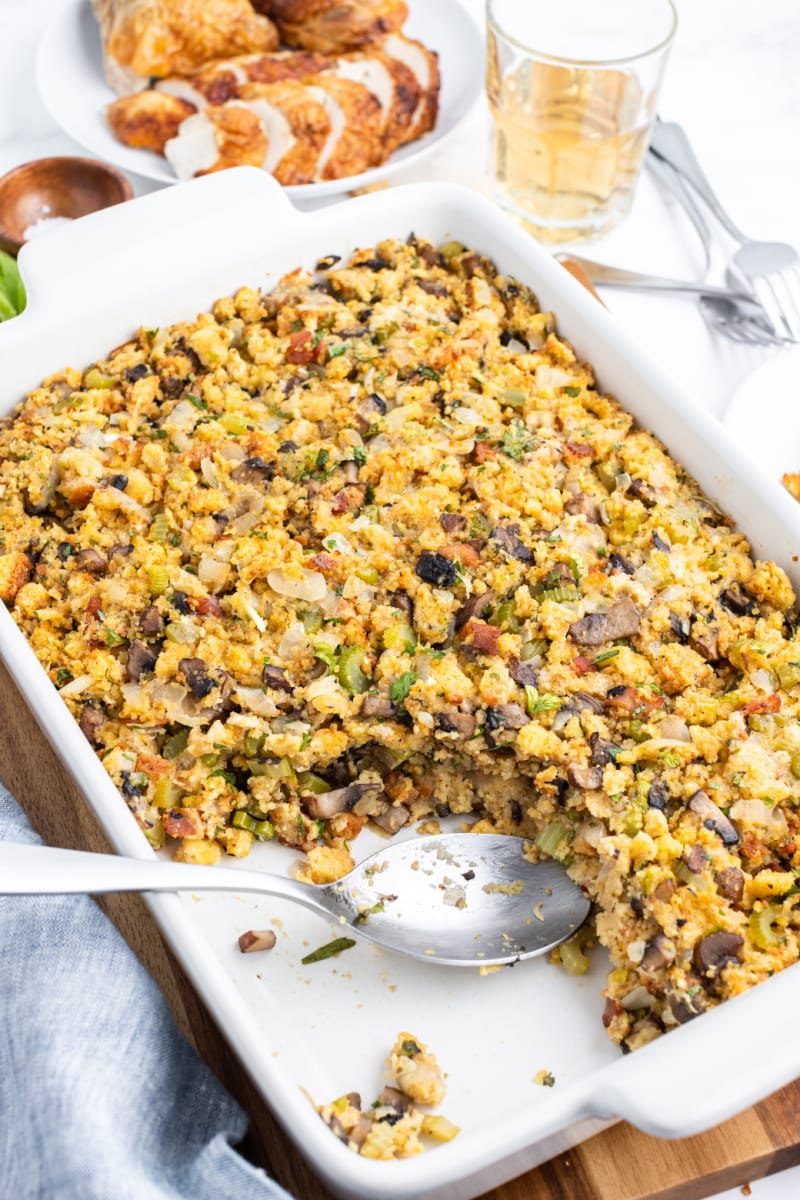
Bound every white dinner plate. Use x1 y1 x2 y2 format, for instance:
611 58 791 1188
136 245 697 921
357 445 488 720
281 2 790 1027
35 0 484 199
722 345 800 485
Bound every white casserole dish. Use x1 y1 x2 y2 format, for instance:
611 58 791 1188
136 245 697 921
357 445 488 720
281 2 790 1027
2 169 800 1200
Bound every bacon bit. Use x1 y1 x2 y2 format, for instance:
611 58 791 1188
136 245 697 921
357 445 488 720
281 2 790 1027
474 441 497 464
742 694 781 715
739 830 764 861
310 552 336 573
86 595 103 618
187 445 213 469
565 441 595 460
605 686 638 712
331 489 349 514
191 595 224 618
467 621 502 655
135 753 172 780
440 542 481 569
286 330 314 364
163 809 200 839
602 997 622 1028
573 655 593 676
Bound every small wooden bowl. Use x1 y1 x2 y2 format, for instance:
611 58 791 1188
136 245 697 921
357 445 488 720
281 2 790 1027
0 156 133 257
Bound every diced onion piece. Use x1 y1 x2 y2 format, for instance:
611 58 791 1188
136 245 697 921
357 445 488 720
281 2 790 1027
59 673 94 698
168 400 199 427
751 668 774 692
279 621 308 659
268 567 327 603
621 985 655 1011
234 687 278 718
200 457 219 487
729 799 787 837
322 532 353 556
198 556 230 590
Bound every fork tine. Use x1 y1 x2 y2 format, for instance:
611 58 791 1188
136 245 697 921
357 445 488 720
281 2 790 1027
770 272 800 340
758 275 795 339
783 267 800 337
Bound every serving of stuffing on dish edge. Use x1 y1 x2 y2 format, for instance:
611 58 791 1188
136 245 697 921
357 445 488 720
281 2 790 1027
1 235 799 1054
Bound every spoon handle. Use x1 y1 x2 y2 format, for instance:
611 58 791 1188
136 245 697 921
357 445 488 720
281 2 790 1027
0 840 331 918
649 119 747 244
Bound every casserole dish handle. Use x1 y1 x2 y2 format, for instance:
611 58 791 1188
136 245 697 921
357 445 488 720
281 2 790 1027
595 966 799 1138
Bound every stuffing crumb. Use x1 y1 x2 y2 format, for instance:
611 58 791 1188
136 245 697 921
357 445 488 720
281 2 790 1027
317 1031 458 1158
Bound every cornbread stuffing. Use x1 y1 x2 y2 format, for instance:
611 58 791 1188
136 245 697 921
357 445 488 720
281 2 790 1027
2 236 800 1052
318 1032 456 1158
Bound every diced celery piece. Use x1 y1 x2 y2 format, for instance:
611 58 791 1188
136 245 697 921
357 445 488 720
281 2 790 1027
383 622 417 651
148 565 169 596
338 645 370 695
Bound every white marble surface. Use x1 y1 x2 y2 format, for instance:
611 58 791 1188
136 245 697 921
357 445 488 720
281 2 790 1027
2 2 800 1197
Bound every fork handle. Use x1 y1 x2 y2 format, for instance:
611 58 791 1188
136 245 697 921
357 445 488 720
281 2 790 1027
650 119 748 244
560 256 753 303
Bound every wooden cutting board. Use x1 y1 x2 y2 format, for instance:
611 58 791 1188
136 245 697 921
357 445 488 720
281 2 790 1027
2 655 800 1200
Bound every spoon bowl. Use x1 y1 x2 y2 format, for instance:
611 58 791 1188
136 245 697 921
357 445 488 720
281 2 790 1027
0 833 590 967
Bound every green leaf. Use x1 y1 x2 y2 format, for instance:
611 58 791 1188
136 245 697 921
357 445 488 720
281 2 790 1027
390 669 417 705
0 249 25 321
301 937 356 964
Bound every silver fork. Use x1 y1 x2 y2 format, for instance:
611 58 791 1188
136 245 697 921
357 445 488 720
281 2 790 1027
645 153 794 348
650 118 800 341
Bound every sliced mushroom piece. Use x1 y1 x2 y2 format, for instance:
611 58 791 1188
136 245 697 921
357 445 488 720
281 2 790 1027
652 531 671 553
237 929 277 953
76 548 108 574
304 782 383 821
716 866 745 904
178 656 215 699
489 703 529 729
78 701 105 746
647 779 669 811
606 553 635 576
360 695 398 719
372 804 411 834
669 986 707 1025
230 456 275 484
689 625 720 662
653 878 676 903
719 584 758 617
387 589 414 619
508 657 538 687
262 664 293 693
348 1115 373 1149
573 692 605 714
564 492 601 523
454 588 495 630
589 732 620 767
126 639 158 681
490 524 533 562
354 393 386 434
377 1086 412 1114
629 479 657 507
435 712 477 738
640 933 676 974
139 605 165 637
688 788 740 846
684 843 707 874
439 512 467 534
568 596 641 645
693 931 744 977
567 763 603 790
669 612 691 643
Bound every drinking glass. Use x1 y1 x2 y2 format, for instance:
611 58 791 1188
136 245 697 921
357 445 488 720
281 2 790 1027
486 0 677 244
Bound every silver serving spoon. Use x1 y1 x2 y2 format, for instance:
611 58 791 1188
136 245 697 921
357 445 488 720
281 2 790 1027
0 834 590 967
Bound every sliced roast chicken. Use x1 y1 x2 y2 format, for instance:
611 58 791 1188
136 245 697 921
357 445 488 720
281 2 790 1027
106 34 440 182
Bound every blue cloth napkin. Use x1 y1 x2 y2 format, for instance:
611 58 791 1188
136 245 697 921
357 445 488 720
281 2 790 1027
0 781 293 1200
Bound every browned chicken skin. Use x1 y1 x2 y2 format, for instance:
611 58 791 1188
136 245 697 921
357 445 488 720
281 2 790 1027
106 89 195 153
92 0 279 93
255 0 408 54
